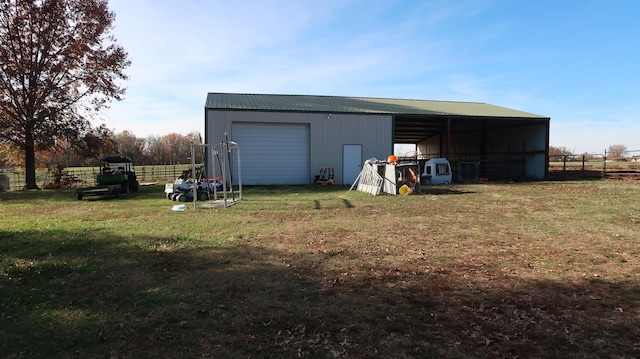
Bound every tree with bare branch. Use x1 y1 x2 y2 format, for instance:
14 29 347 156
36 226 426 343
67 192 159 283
607 144 628 160
0 0 130 189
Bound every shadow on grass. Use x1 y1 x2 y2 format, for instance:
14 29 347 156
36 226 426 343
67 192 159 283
417 186 475 196
313 198 354 209
0 186 152 203
1 228 639 358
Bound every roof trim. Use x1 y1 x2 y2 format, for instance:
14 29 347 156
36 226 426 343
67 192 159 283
205 92 549 119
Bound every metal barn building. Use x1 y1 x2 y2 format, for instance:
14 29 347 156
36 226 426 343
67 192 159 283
204 93 550 185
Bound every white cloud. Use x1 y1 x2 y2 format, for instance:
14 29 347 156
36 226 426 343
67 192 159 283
99 0 640 156
550 107 640 153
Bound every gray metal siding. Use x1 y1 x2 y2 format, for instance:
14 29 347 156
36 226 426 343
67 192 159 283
310 113 393 184
206 110 393 185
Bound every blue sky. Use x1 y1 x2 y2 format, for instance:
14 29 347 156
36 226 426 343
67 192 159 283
104 0 640 155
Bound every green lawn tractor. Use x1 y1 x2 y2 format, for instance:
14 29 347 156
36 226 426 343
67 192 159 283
75 156 139 200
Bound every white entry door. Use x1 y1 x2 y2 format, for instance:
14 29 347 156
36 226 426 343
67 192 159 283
343 144 362 185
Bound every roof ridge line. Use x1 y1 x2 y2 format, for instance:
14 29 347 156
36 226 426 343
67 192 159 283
206 92 488 105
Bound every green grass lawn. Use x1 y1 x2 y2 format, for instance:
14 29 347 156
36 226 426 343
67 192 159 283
1 181 640 358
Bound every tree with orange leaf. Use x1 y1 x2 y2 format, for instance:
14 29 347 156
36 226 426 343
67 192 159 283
0 0 130 189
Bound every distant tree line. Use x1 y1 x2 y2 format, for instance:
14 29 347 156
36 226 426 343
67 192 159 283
112 130 203 166
0 130 203 169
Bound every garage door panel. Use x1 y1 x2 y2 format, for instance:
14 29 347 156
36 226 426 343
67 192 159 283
233 123 310 185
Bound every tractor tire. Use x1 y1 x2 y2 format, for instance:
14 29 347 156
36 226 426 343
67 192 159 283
130 176 139 192
121 181 129 194
178 194 188 202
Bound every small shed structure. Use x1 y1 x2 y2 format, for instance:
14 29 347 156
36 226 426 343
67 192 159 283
204 93 550 185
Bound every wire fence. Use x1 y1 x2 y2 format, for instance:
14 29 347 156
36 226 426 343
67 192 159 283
548 150 640 180
0 164 193 191
547 154 604 180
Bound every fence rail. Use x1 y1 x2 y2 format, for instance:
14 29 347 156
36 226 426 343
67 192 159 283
0 164 193 191
548 151 640 180
2 150 640 191
547 155 603 180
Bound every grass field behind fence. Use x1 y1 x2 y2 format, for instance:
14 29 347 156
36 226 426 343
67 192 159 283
1 164 193 190
3 158 639 190
2 180 640 358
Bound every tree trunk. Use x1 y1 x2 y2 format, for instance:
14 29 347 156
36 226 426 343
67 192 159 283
24 133 39 190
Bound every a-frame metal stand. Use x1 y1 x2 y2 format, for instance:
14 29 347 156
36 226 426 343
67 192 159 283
190 139 242 209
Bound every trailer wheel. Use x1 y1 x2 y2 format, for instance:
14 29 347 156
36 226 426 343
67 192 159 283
166 192 173 200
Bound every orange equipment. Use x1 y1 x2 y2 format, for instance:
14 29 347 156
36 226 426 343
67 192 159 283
314 167 335 185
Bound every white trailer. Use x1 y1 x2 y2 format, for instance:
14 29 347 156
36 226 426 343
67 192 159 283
420 158 452 185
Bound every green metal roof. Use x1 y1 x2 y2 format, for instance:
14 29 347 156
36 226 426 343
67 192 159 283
205 92 548 119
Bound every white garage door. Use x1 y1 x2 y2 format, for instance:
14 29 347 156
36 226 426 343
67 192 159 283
232 123 310 185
